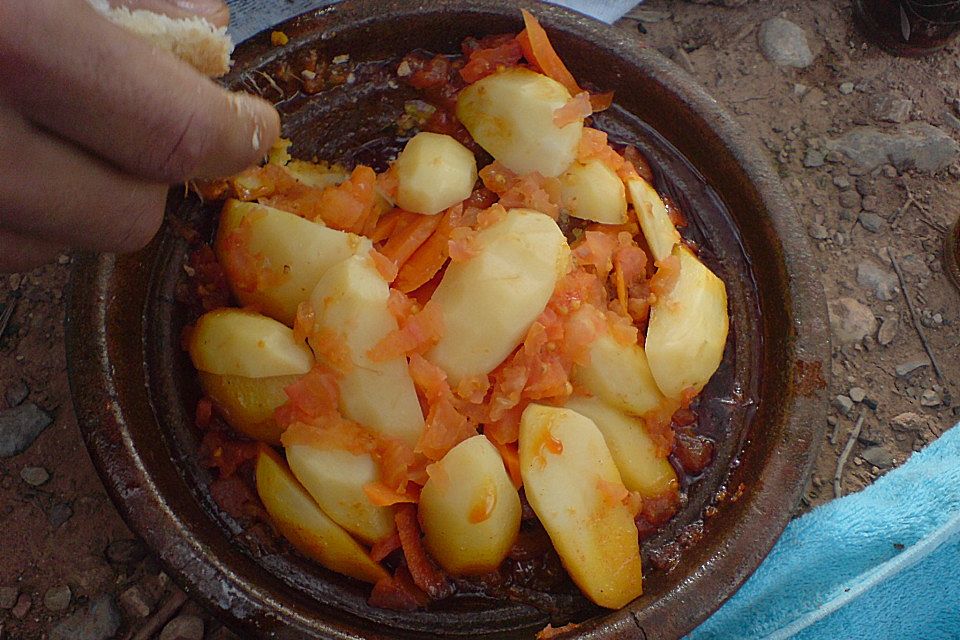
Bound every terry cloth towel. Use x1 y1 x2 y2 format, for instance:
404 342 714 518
688 423 960 640
225 0 641 43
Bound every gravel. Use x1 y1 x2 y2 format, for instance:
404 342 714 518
834 395 855 415
828 298 877 344
758 18 814 68
803 149 826 167
859 212 886 233
118 584 153 619
861 194 879 211
49 594 121 640
857 260 898 301
49 502 73 529
0 403 54 457
860 445 894 469
921 390 941 407
105 538 147 565
839 190 861 209
43 584 72 612
896 357 931 377
873 96 912 123
877 316 899 345
839 82 855 95
160 614 205 640
12 593 31 619
20 466 50 487
4 379 29 407
850 387 867 403
809 224 829 239
891 412 928 432
0 586 19 609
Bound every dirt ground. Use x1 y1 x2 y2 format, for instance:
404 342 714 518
1 1 958 638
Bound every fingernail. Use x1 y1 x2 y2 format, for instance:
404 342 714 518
171 0 229 21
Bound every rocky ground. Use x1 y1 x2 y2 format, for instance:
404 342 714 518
1 1 959 638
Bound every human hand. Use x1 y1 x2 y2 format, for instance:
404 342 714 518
0 0 280 272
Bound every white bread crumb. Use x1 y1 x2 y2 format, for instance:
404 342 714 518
87 0 233 77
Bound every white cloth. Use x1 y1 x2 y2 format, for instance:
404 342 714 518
225 1 640 43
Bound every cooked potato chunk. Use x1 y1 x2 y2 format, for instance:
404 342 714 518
646 245 729 399
456 67 583 177
419 436 521 575
188 308 313 378
215 200 370 326
254 446 388 584
571 319 665 417
394 132 478 215
308 255 424 447
559 160 628 224
564 396 678 499
284 434 396 545
198 372 298 444
519 404 643 609
284 160 349 190
426 209 570 384
626 178 680 262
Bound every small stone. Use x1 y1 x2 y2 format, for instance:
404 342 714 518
0 586 19 609
0 403 54 457
850 387 867 402
921 390 941 407
891 412 925 433
803 148 826 168
839 82 855 95
861 194 879 211
828 297 877 344
118 585 153 619
883 164 898 177
57 254 71 265
857 260 898 301
861 446 894 469
834 395 855 415
4 379 28 407
12 593 31 619
44 584 72 612
859 212 886 233
863 397 879 411
758 18 814 68
20 466 50 486
833 175 852 189
160 614 205 640
50 594 121 640
50 502 73 528
809 224 829 240
825 123 960 173
896 357 931 377
877 316 899 345
839 190 861 209
105 538 146 565
873 96 913 123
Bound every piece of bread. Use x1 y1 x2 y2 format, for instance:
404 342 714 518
87 0 233 77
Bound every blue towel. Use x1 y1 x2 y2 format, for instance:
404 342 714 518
688 423 960 640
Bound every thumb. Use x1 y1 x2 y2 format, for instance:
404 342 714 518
108 0 230 28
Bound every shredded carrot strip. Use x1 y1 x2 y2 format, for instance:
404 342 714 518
364 481 419 507
394 204 465 293
370 532 402 562
379 211 444 271
369 248 398 283
490 438 523 489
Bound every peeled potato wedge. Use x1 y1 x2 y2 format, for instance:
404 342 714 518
426 208 570 384
626 178 680 263
519 404 642 609
254 446 388 584
419 435 521 576
456 67 583 177
645 245 729 399
559 159 628 224
309 255 424 447
188 308 313 378
394 132 478 215
215 200 370 326
571 317 665 417
564 396 678 499
198 372 298 444
284 435 396 546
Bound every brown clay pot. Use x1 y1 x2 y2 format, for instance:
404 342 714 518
65 2 830 638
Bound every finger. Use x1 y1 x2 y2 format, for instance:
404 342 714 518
0 107 167 253
0 0 279 183
0 229 63 274
109 0 230 28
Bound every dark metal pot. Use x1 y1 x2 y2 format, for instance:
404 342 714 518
65 1 830 638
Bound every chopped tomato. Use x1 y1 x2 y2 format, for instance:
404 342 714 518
374 437 426 494
407 353 450 402
480 162 561 219
448 226 480 262
368 300 444 362
460 37 523 83
572 230 617 277
553 91 592 127
650 253 682 300
416 395 477 461
274 366 341 426
407 54 452 89
386 289 419 323
309 327 354 376
364 481 420 507
454 374 491 405
576 128 625 172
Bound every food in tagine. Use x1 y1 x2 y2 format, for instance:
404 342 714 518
184 10 729 615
